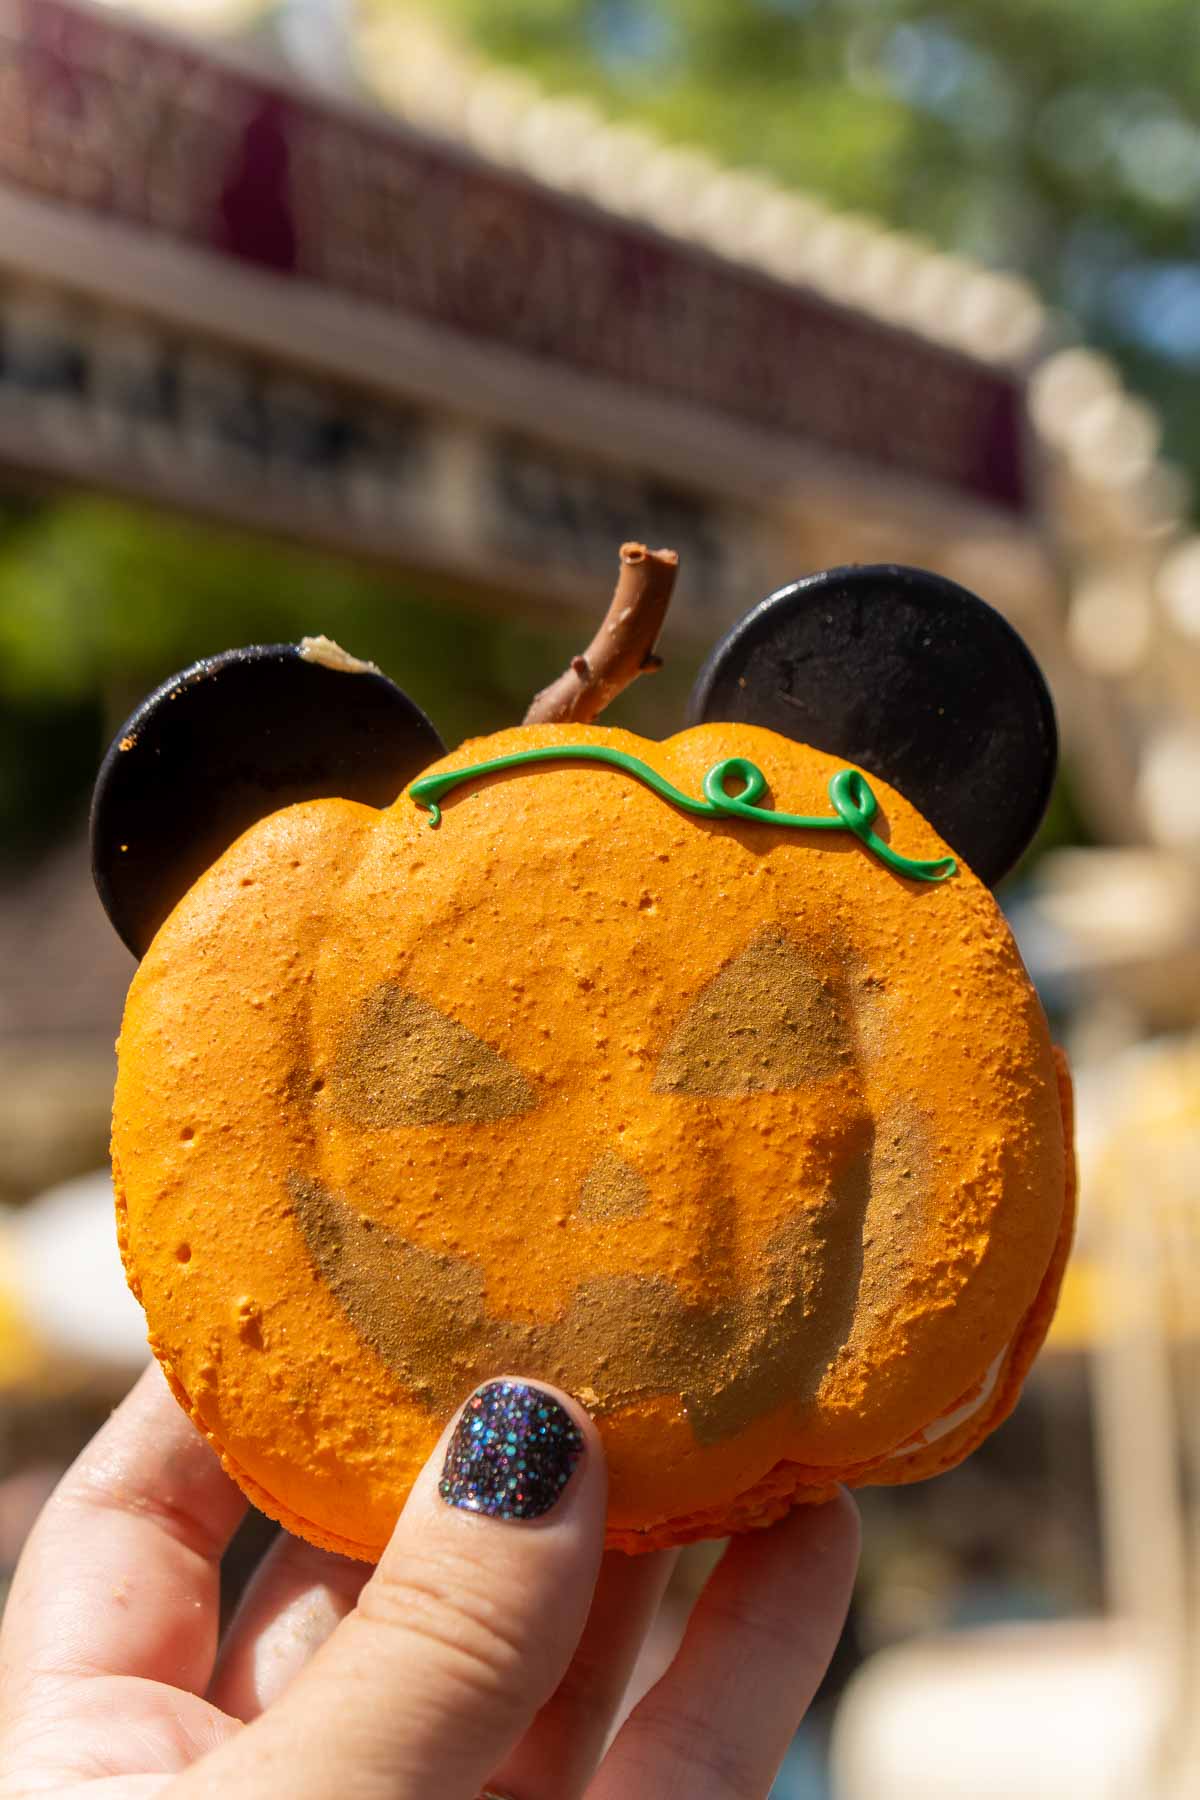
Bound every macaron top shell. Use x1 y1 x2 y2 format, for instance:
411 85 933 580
113 722 1068 1557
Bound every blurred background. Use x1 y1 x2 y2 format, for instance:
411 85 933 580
3 1 1200 1794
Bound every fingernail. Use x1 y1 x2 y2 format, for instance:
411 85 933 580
439 1381 585 1521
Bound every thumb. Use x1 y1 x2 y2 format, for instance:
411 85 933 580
179 1379 605 1800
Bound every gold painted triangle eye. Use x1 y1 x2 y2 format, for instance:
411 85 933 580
326 984 536 1126
653 928 852 1097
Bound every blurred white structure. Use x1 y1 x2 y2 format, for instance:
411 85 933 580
832 1623 1168 1800
833 1035 1200 1799
0 1171 148 1387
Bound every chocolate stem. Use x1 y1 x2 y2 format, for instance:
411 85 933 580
523 542 678 725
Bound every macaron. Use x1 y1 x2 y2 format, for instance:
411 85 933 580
112 719 1072 1555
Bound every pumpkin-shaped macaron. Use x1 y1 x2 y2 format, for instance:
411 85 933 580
99 564 1073 1556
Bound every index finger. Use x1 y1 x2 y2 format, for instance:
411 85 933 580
0 1363 248 1703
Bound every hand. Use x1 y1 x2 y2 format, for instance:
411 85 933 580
0 1365 859 1799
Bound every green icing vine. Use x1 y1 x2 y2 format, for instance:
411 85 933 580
408 745 957 883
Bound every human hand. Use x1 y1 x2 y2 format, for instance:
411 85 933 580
0 1365 859 1799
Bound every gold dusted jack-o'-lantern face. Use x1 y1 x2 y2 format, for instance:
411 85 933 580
112 712 1073 1559
101 559 1072 1554
292 913 870 1446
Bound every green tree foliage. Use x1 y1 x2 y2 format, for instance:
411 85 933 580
0 498 696 858
8 0 1192 856
0 498 593 856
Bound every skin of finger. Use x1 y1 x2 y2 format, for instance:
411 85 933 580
168 1382 607 1800
0 1365 247 1709
208 1535 372 1721
589 1492 861 1800
0 1667 240 1791
32 1777 178 1800
485 1546 678 1800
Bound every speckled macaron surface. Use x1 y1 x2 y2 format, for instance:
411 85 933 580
113 722 1072 1557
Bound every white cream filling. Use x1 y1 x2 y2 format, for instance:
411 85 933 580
298 635 381 677
883 1346 1008 1462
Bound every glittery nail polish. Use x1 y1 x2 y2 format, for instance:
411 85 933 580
439 1381 584 1521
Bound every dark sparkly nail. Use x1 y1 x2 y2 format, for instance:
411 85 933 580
439 1381 585 1521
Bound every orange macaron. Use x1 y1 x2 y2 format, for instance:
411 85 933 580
112 717 1073 1557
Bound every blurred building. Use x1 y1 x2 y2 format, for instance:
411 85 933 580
2 0 1197 1189
1 2 1196 840
0 0 1051 629
2 3 1198 1162
0 0 1042 1192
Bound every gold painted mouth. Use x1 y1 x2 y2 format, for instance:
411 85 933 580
287 1161 874 1443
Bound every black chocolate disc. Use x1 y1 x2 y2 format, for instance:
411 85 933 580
91 644 445 958
688 564 1057 885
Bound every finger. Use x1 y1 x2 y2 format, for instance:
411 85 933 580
173 1378 605 1800
591 1492 860 1800
209 1534 371 1720
487 1546 677 1799
0 1363 248 1702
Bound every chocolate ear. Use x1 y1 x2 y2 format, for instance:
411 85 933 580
688 564 1057 885
91 643 445 958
